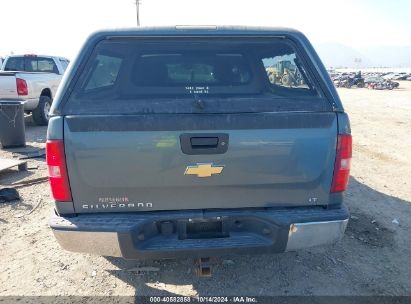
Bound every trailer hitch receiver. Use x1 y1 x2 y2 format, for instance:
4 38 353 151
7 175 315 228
195 257 212 277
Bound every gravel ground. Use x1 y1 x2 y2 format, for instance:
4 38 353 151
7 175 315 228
0 82 410 297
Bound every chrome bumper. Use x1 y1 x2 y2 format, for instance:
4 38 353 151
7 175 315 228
53 230 123 257
50 207 349 259
286 219 349 251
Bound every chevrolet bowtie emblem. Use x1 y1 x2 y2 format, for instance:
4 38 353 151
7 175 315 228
184 163 224 178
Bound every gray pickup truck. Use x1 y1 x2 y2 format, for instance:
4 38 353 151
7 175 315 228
47 27 351 262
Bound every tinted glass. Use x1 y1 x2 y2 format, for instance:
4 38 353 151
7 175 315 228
64 38 328 114
4 56 58 73
4 57 25 71
131 54 252 87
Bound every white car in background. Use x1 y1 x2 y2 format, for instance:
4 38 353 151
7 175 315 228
383 73 409 80
382 73 395 80
0 54 69 125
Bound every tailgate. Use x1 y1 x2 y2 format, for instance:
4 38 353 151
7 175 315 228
64 112 337 213
0 73 18 99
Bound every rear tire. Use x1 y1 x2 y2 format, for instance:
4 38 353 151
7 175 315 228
32 96 51 126
281 74 290 86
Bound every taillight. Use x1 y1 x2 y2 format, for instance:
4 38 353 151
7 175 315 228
16 78 28 96
46 140 72 201
331 134 352 193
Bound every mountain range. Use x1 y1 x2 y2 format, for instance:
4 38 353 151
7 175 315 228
314 43 411 68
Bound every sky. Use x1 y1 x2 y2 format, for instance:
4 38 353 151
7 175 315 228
0 0 410 60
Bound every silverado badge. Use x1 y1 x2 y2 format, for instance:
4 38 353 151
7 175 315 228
184 163 224 178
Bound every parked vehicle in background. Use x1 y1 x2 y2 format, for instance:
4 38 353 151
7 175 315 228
0 55 69 125
47 27 351 262
0 57 4 69
382 73 404 80
330 70 407 90
333 74 364 88
364 76 399 90
266 60 305 87
334 77 352 88
391 73 408 80
349 73 365 88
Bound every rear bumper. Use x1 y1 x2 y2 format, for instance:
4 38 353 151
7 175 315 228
23 97 39 111
50 206 349 259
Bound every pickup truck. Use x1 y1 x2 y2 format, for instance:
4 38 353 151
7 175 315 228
0 55 69 125
47 27 351 262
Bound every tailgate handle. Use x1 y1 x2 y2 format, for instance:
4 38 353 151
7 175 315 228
180 133 229 155
190 137 218 149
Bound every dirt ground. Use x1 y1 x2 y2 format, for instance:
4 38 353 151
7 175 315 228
0 82 410 297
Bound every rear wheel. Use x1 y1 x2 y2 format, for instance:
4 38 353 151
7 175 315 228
32 96 51 126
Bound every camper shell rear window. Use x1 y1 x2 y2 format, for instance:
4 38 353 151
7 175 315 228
62 37 331 114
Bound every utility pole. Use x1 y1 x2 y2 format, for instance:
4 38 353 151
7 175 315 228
135 0 140 26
